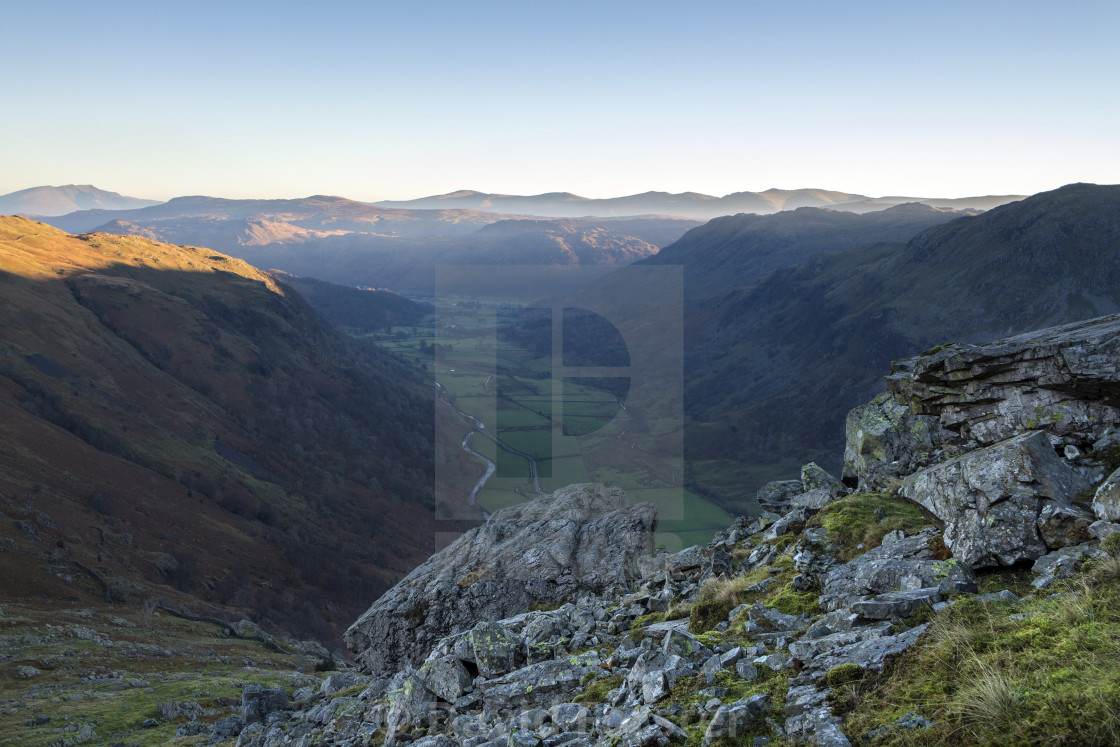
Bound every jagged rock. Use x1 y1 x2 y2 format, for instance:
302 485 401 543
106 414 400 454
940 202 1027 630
662 629 710 660
706 549 734 577
384 670 436 740
1031 543 1108 589
802 463 844 495
159 701 204 721
453 714 490 740
209 715 246 744
819 529 973 612
418 656 473 702
1094 468 1120 521
754 653 793 671
318 671 366 696
757 481 804 513
549 703 591 732
412 736 458 747
851 589 941 620
626 650 689 694
602 706 686 746
304 695 371 727
886 315 1120 449
1089 520 1120 540
346 484 656 677
478 655 598 716
789 487 836 512
791 623 929 684
470 621 520 677
641 670 671 704
763 508 808 541
642 619 690 636
703 695 771 746
785 685 842 742
902 431 1091 567
1037 502 1095 547
746 605 808 633
735 660 758 680
175 722 211 738
545 735 593 747
843 392 944 490
241 684 289 724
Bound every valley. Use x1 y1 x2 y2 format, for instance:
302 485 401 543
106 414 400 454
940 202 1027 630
365 295 734 551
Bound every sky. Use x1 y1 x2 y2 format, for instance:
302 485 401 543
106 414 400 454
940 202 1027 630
3 0 1118 201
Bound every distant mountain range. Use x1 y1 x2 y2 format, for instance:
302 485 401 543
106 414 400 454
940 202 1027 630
376 188 1026 220
38 196 701 292
3 184 1026 226
0 184 161 216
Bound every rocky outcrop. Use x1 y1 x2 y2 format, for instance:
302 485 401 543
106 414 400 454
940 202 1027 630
210 314 1120 747
902 431 1091 567
842 392 943 490
885 315 1120 451
345 484 657 678
818 529 974 612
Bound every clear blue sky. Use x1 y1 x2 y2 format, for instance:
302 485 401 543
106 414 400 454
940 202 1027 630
4 0 1117 201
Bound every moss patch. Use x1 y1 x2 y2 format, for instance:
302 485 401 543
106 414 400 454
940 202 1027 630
572 673 623 705
807 492 937 562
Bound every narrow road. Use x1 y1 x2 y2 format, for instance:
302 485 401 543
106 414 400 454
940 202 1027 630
434 384 543 511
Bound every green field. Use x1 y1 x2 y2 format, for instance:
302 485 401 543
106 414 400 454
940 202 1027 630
369 295 737 546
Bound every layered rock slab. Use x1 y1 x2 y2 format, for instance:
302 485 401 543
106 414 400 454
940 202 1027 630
345 484 656 677
885 315 1120 449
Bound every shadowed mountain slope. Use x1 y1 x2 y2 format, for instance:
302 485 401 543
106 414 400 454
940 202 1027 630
679 183 1120 506
643 202 972 297
0 217 479 643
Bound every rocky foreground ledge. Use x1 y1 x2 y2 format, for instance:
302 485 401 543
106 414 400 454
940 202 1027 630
181 315 1120 746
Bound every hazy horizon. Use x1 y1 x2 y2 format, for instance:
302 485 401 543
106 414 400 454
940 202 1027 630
3 1 1116 201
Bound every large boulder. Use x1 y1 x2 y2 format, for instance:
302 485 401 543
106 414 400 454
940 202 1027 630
885 315 1120 449
843 393 943 490
902 431 1091 567
345 484 657 677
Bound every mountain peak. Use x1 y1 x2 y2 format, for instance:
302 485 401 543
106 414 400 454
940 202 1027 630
0 184 162 216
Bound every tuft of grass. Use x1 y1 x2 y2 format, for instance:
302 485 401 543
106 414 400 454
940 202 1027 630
456 565 486 587
1101 533 1120 558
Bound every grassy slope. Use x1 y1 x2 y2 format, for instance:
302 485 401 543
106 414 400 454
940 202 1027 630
0 600 325 746
839 552 1120 745
0 217 466 645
